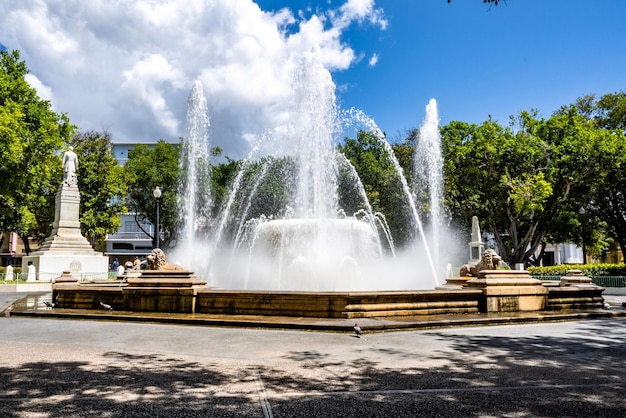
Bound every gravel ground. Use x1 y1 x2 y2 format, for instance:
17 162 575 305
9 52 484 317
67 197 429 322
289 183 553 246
1 312 625 417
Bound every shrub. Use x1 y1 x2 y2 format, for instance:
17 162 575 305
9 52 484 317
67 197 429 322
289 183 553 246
527 264 626 277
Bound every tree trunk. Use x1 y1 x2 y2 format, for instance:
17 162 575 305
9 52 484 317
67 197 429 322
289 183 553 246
20 235 32 255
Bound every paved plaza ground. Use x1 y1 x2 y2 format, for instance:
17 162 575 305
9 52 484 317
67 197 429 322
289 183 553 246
1 292 626 417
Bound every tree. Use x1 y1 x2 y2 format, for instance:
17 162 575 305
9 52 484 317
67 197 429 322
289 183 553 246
71 131 127 247
559 92 626 258
123 140 180 248
0 50 74 253
559 91 626 133
210 154 241 218
339 130 414 247
441 110 601 267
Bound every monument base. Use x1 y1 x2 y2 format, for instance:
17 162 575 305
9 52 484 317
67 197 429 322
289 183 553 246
22 254 109 282
123 270 207 313
436 276 474 290
560 269 595 287
467 270 549 313
22 181 109 281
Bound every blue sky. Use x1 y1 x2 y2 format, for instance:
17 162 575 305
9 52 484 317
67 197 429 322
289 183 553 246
277 0 626 139
0 0 624 155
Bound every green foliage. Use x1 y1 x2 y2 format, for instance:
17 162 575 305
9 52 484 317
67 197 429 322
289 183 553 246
595 91 626 132
501 171 552 216
123 140 180 247
201 155 296 241
71 131 127 244
556 92 626 257
527 264 626 277
0 265 22 283
241 157 295 221
442 116 546 264
339 130 414 246
0 50 75 251
210 156 241 216
440 107 620 266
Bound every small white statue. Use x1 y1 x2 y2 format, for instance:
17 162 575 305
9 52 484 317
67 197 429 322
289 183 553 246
63 146 78 185
5 264 14 281
27 262 37 282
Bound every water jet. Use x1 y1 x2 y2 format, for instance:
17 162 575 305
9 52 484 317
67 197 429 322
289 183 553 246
51 51 607 320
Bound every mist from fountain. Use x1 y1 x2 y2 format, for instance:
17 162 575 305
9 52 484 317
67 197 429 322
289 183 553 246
415 98 444 274
177 81 212 260
172 50 452 291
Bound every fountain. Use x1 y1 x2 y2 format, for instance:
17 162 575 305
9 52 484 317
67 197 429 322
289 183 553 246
49 51 606 320
414 98 445 275
175 80 212 269
171 50 442 291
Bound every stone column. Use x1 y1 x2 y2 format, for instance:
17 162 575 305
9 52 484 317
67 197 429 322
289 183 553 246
468 216 484 264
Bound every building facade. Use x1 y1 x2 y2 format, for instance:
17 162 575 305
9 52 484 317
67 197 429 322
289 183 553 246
103 142 170 266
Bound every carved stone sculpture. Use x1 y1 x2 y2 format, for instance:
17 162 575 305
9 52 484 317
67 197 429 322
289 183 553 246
459 248 501 277
146 248 183 271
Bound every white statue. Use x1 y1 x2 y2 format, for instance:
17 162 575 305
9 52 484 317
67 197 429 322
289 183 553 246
5 264 13 281
63 146 78 185
27 262 37 282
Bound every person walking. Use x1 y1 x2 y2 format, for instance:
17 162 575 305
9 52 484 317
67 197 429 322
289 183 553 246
111 258 120 272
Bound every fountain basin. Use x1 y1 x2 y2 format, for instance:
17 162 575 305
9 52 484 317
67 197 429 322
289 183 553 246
195 288 481 318
53 280 482 318
52 270 606 318
246 218 382 290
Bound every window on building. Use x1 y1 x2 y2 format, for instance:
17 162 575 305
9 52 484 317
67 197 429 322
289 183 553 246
112 243 134 250
542 251 555 266
123 221 143 233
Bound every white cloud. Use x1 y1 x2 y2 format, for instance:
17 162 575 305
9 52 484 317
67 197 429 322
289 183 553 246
121 54 186 135
24 73 56 106
368 53 379 67
0 0 386 158
337 0 388 30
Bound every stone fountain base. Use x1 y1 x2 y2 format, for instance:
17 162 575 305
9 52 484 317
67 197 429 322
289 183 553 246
53 270 206 314
53 270 483 317
442 269 605 312
466 270 549 312
52 269 606 318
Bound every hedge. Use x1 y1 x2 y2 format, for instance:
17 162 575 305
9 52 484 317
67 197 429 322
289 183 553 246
0 266 22 274
527 264 626 277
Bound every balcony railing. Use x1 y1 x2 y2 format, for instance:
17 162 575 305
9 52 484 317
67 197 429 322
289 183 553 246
106 232 152 240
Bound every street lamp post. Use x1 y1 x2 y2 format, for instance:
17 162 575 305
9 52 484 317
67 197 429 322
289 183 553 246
153 186 162 249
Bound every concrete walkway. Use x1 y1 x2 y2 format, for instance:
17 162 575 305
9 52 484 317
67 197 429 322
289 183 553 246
1 292 626 417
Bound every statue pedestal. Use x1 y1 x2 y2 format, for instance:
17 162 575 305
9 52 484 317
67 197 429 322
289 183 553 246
23 184 108 281
559 269 595 287
436 276 474 290
467 270 549 313
544 269 605 310
123 270 207 313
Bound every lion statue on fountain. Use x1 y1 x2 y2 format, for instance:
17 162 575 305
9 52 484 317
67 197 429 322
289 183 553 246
459 248 501 277
146 248 183 271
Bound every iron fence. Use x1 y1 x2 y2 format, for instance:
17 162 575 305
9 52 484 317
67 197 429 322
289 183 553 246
0 271 117 283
